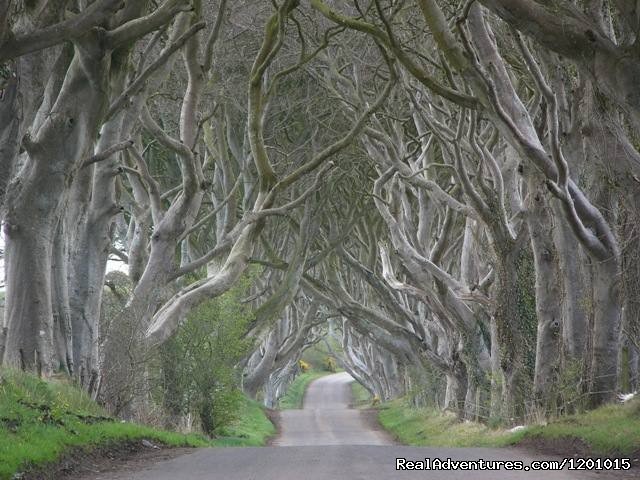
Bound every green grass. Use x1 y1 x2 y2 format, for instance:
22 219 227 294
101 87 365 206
350 380 372 408
377 397 640 456
0 369 275 479
522 400 640 455
278 371 328 409
378 398 523 448
213 396 276 446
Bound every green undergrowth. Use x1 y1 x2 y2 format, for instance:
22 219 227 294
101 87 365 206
377 397 640 456
0 369 275 479
522 400 640 455
378 398 523 448
278 371 328 409
213 396 276 446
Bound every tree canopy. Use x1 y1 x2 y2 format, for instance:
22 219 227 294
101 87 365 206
1 0 639 425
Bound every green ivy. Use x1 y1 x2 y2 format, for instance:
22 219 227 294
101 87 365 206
515 247 538 391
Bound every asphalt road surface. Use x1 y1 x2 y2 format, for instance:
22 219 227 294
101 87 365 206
273 371 390 446
89 373 622 480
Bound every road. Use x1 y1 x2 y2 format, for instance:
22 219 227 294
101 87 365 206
273 371 390 446
88 373 620 480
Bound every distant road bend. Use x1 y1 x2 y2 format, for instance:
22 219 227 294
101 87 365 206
91 372 612 479
273 371 389 446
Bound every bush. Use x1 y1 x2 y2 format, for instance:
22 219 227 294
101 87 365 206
155 276 254 436
298 360 311 372
322 356 337 372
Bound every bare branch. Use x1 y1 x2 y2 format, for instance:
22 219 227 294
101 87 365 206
128 148 164 225
310 0 479 109
0 0 122 60
140 105 192 159
203 0 228 74
82 140 133 168
178 174 242 241
106 0 194 49
277 69 395 191
106 22 206 121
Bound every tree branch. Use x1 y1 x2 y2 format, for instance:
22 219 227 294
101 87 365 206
106 21 206 121
310 0 479 109
106 0 194 49
0 0 122 60
128 148 164 225
82 139 133 168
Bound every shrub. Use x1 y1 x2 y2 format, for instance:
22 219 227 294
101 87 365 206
322 356 337 372
155 275 254 436
298 360 311 372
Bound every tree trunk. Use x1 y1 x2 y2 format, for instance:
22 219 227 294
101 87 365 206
630 344 639 392
493 246 525 420
489 317 503 419
51 222 74 374
2 224 56 373
527 176 562 409
66 103 128 391
0 63 19 210
589 256 622 406
243 331 278 399
2 33 110 373
444 358 468 418
554 219 590 365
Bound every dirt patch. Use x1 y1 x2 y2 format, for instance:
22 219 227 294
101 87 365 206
360 408 397 445
19 440 196 480
517 435 593 458
516 435 640 478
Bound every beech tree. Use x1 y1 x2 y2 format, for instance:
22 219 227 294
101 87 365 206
2 0 639 427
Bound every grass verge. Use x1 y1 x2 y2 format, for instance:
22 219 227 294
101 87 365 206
278 371 328 409
0 369 274 479
377 397 640 457
521 400 640 456
213 396 276 446
377 399 523 448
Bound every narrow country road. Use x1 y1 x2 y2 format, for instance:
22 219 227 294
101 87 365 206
273 371 390 446
85 373 619 480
